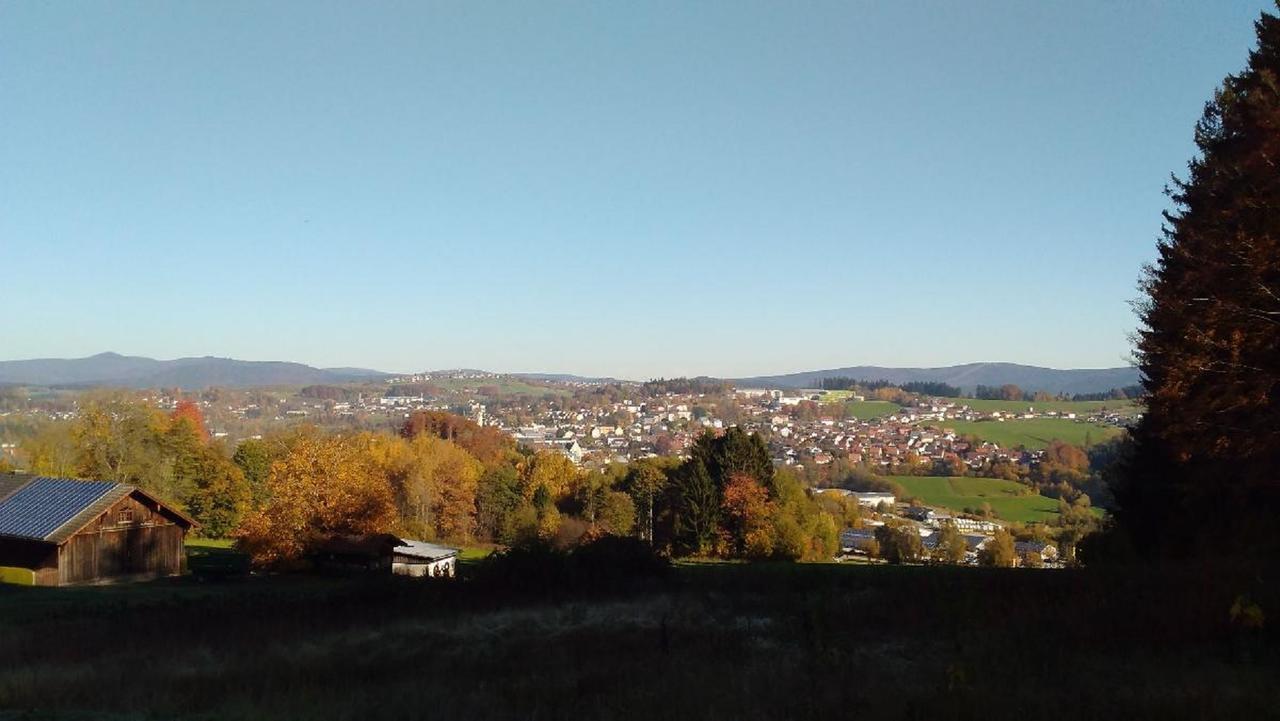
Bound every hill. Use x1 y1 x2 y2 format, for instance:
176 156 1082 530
0 353 389 389
0 355 1142 394
732 362 1140 395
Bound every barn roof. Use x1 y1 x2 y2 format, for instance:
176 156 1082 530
0 475 194 544
0 474 31 504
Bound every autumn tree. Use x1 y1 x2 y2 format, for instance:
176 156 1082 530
1117 8 1280 558
20 421 79 478
530 484 561 540
933 455 968 477
623 458 670 544
936 521 968 564
233 438 275 508
370 434 482 543
721 474 775 558
519 450 578 502
170 400 210 443
165 410 211 506
476 464 523 543
401 410 513 464
1040 441 1089 474
184 449 251 537
235 434 397 567
874 521 923 564
814 489 862 530
769 468 838 561
1054 496 1100 563
73 394 168 489
979 529 1017 567
598 491 636 536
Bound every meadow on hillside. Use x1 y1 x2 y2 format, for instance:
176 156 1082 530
948 398 1139 414
944 418 1123 450
837 400 900 418
430 376 572 397
886 475 1062 522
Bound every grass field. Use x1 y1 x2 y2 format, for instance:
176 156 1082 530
0 557 1274 720
946 397 1140 415
887 475 1063 522
186 537 250 577
430 376 572 397
838 400 900 419
944 418 1124 449
818 390 860 401
186 538 499 571
459 544 501 562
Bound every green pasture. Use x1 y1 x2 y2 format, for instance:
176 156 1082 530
887 475 1062 522
943 418 1124 449
430 376 571 397
838 400 900 419
945 397 1139 415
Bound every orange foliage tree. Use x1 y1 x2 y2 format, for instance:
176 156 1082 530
170 400 209 442
235 434 397 568
720 473 776 558
369 434 482 543
400 410 512 464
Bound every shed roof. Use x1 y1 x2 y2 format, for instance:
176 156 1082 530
393 539 460 562
0 475 193 544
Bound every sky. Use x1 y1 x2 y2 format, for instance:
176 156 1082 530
1 1 1273 379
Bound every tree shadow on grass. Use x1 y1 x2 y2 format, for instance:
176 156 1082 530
187 543 251 579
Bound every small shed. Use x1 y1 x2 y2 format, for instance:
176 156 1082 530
393 539 459 578
312 533 459 578
0 474 197 586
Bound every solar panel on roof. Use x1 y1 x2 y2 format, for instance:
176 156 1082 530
0 477 118 541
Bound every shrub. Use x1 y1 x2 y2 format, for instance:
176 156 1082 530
470 535 670 597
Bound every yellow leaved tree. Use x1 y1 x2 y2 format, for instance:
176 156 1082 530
235 434 397 568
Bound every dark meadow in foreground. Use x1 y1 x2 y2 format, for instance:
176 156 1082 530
0 544 1276 721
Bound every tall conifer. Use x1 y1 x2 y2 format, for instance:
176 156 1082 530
1118 7 1280 557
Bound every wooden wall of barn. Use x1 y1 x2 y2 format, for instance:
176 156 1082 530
57 495 187 585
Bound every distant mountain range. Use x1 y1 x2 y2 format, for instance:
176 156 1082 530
0 353 388 389
0 354 1140 395
729 363 1141 395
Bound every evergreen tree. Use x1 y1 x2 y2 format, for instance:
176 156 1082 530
670 457 721 556
1117 7 1280 558
688 427 775 495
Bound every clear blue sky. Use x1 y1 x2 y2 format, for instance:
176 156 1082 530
2 1 1272 378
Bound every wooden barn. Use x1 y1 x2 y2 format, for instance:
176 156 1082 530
0 474 196 586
